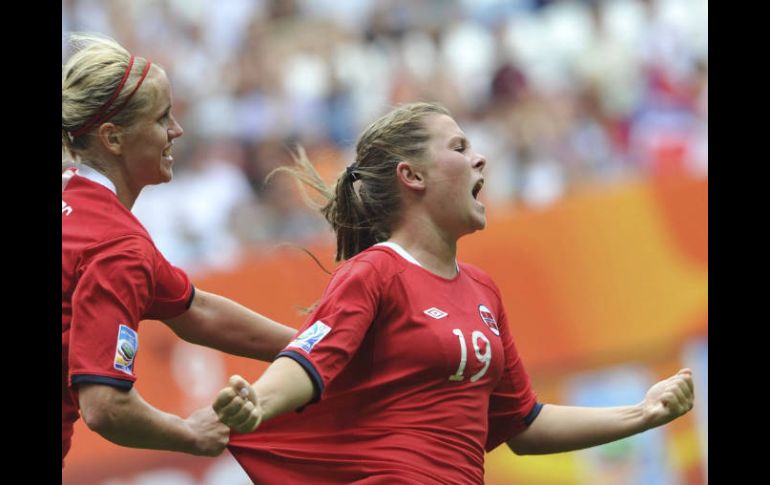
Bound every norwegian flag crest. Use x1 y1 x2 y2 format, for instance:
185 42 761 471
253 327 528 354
478 304 500 336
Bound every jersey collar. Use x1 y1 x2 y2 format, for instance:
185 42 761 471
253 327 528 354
375 241 460 273
75 164 118 196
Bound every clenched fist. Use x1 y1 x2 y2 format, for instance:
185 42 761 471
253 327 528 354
213 374 263 434
642 368 695 428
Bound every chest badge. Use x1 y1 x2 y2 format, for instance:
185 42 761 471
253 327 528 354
478 304 500 336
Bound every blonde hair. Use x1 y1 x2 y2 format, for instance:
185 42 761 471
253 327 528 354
270 102 451 261
62 33 159 160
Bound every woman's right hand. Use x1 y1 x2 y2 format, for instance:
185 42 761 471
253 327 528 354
213 374 263 434
185 406 230 456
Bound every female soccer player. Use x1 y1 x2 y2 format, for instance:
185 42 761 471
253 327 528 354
214 102 694 484
62 33 296 465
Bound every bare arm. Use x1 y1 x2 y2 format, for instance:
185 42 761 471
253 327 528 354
163 289 296 361
213 357 315 433
508 369 694 455
78 383 229 456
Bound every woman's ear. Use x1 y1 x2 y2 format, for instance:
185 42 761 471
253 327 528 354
97 123 123 156
396 161 426 192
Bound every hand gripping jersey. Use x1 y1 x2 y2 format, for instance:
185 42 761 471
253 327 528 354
61 167 193 462
229 242 541 485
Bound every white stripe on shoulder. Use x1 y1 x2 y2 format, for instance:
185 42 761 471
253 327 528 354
62 167 77 193
374 242 423 267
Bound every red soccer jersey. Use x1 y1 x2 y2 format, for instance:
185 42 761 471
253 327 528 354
61 167 193 462
229 242 541 485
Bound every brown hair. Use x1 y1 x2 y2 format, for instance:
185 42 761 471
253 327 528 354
269 101 450 261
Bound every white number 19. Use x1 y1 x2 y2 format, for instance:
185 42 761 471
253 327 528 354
448 329 491 382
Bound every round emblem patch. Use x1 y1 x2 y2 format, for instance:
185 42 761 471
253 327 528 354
478 304 500 336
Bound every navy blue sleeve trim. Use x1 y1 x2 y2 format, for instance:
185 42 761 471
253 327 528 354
185 285 196 310
71 375 133 391
276 350 324 404
524 402 544 426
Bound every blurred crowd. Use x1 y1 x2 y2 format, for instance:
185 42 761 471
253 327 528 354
62 0 708 275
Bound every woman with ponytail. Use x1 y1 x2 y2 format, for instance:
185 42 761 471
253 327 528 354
214 102 695 485
61 33 296 465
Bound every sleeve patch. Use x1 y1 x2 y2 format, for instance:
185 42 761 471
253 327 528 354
287 320 331 354
113 324 139 375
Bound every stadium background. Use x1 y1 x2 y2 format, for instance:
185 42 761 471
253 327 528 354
62 0 707 484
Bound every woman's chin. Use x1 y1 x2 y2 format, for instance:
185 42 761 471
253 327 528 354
471 211 487 231
160 160 174 182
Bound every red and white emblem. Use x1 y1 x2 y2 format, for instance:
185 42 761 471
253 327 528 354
478 304 500 336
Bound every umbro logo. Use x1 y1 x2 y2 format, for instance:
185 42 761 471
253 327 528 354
424 307 448 319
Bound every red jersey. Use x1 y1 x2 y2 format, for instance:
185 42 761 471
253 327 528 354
229 242 541 485
61 166 193 462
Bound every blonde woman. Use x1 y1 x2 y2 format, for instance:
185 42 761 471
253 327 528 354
62 33 295 465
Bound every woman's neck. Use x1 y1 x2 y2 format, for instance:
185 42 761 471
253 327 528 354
80 159 139 210
389 217 458 279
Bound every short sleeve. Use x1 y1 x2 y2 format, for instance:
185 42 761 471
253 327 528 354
485 304 541 451
144 250 193 320
277 258 382 399
69 236 156 387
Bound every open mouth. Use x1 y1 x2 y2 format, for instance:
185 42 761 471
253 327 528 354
162 145 173 160
472 179 484 199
